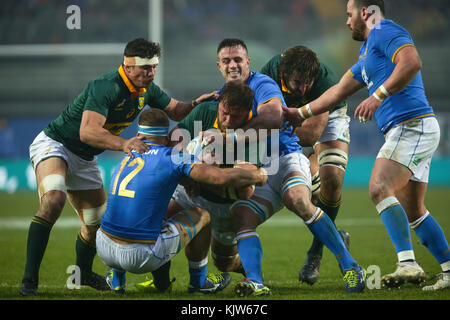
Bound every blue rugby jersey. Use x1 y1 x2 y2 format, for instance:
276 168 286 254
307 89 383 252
219 71 301 156
100 141 196 242
349 19 434 134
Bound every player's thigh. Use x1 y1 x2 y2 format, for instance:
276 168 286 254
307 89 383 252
369 158 412 202
34 157 69 223
282 177 316 220
230 191 277 232
168 209 210 249
315 140 348 199
395 180 428 222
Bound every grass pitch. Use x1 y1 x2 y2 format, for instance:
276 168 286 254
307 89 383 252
0 189 449 302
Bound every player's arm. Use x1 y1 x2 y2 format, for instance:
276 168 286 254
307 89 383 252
294 111 329 147
79 110 148 157
244 98 284 131
164 91 218 121
379 46 422 96
354 46 422 121
189 163 267 188
283 72 364 127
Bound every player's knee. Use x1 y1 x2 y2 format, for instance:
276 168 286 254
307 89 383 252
284 193 311 220
197 208 211 226
39 190 66 223
369 177 388 203
78 203 106 226
282 181 312 219
320 173 343 199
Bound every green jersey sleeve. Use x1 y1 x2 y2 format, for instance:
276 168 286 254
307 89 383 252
145 82 171 110
83 80 121 117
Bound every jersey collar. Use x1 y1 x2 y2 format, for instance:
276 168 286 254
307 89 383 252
280 78 292 94
118 65 147 99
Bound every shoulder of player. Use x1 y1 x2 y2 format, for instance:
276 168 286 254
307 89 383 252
260 54 282 77
190 100 219 118
370 19 410 39
87 73 123 96
250 71 280 89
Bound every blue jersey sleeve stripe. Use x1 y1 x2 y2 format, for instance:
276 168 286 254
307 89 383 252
391 43 415 63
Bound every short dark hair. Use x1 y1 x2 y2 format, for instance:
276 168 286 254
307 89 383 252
138 108 169 128
352 0 385 15
279 46 320 86
124 38 161 59
217 38 248 54
219 81 253 112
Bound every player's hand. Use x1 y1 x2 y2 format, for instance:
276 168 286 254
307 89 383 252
281 105 305 131
256 167 268 186
198 130 223 147
194 91 219 106
122 136 148 158
354 95 381 124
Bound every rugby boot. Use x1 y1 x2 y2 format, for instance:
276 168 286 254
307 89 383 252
135 276 175 293
80 271 111 291
299 253 321 285
235 278 271 297
188 272 232 294
381 261 426 288
19 278 38 296
343 268 366 294
422 272 450 291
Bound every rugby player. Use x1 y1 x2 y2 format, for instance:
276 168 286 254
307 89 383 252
166 40 366 296
20 38 217 296
96 108 267 294
261 46 351 285
282 0 450 290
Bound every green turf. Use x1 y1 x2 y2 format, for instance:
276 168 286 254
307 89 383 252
0 189 449 300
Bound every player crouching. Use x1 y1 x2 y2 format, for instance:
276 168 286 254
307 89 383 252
96 108 267 294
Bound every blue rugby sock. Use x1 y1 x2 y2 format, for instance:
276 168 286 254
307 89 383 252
236 231 264 284
188 258 207 288
379 201 414 260
306 208 359 272
412 213 450 265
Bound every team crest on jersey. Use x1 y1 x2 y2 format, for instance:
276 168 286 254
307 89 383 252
138 96 145 110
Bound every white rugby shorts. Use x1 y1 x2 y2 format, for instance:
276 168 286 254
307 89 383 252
29 131 103 191
317 105 351 144
377 116 440 183
96 222 180 274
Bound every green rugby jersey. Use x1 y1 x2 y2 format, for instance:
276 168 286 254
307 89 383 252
178 101 264 203
260 54 346 112
44 65 171 160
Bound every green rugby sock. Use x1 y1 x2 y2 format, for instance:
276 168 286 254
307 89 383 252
307 195 341 257
23 216 53 281
75 232 97 276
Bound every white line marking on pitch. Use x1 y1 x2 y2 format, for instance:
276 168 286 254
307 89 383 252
0 216 382 230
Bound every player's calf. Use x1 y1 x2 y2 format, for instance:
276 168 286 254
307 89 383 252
211 240 244 274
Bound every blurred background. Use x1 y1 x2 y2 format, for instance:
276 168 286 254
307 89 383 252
0 0 449 192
